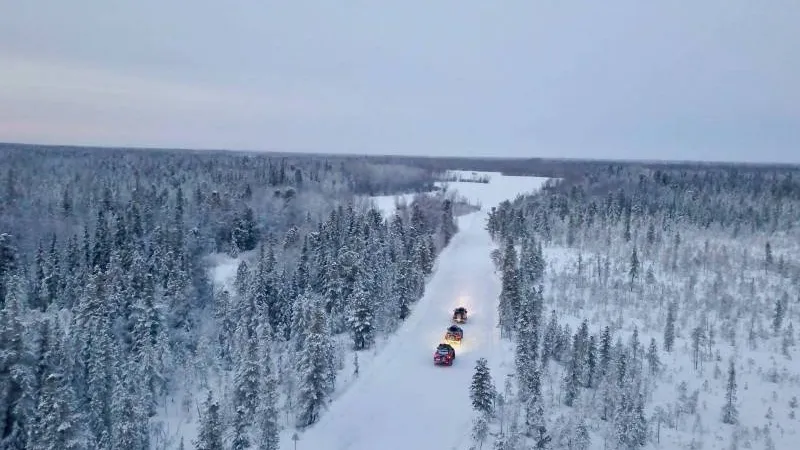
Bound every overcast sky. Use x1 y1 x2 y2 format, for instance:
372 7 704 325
1 1 798 162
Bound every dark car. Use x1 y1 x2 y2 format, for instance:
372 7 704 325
452 307 468 323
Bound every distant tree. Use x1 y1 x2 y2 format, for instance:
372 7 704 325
773 297 785 334
722 359 738 425
629 245 639 290
646 338 661 375
765 241 773 270
782 322 795 358
664 302 676 352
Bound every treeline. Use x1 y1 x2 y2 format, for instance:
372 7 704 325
0 145 455 449
489 164 800 244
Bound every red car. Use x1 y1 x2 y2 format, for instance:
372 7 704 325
434 343 455 366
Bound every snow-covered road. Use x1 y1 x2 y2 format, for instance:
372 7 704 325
286 172 548 450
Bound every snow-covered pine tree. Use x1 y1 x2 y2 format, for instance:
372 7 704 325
664 301 676 352
110 366 150 450
194 392 224 450
563 336 582 407
130 272 167 417
541 310 559 366
470 413 489 450
0 276 37 450
646 338 661 375
585 335 597 388
722 359 738 425
234 259 250 298
230 407 251 450
599 325 612 378
232 314 261 426
470 358 495 416
394 258 414 321
28 317 84 450
497 239 520 338
440 199 457 247
255 332 280 450
295 302 336 427
629 245 639 290
347 277 375 350
773 297 785 334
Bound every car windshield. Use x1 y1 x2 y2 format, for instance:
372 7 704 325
438 347 450 353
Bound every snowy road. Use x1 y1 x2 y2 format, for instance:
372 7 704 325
285 173 548 450
290 211 499 450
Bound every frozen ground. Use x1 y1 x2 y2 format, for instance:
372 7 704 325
279 172 549 450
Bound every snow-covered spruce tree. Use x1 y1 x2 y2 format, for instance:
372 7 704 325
394 257 414 321
130 272 168 418
230 407 250 450
470 414 489 450
28 317 84 450
470 358 495 417
0 277 37 450
295 302 337 427
515 285 541 380
232 312 261 442
255 332 280 450
440 198 457 247
562 336 582 407
194 391 224 450
646 338 661 375
347 276 375 350
541 309 559 366
663 301 676 352
722 359 738 425
110 365 150 450
497 239 520 339
628 245 639 290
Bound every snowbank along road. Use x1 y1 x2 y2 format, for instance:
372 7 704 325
285 173 548 450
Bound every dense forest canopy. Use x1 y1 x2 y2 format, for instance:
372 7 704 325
0 144 458 449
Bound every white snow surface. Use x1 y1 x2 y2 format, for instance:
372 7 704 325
368 193 419 216
282 172 548 450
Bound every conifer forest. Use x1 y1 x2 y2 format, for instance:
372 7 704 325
1 143 799 450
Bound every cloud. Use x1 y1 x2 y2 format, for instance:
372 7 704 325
0 0 798 162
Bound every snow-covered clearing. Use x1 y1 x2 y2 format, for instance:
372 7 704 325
367 193 421 216
530 231 800 449
363 170 547 218
279 172 548 450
